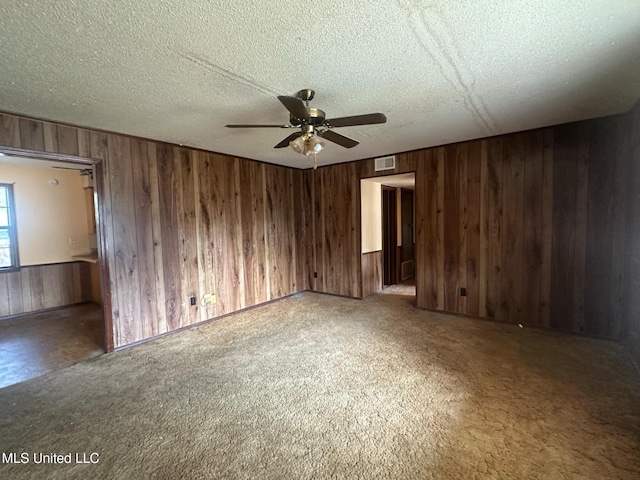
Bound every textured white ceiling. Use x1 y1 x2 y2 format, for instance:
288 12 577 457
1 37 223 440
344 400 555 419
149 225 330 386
1 1 639 169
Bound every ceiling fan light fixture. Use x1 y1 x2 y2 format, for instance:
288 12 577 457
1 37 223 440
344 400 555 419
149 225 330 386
289 133 325 156
305 135 325 156
289 135 307 154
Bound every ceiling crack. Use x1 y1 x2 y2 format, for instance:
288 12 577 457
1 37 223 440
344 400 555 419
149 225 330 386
396 0 499 136
176 50 280 97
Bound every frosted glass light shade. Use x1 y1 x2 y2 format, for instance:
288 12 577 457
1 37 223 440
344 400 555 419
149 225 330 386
289 133 325 156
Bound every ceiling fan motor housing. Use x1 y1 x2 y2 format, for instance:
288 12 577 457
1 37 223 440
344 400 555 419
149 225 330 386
290 107 326 127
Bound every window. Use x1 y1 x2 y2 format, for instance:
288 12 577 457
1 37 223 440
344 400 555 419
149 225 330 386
0 184 19 269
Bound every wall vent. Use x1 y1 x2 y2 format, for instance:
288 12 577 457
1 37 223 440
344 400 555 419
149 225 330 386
374 155 396 171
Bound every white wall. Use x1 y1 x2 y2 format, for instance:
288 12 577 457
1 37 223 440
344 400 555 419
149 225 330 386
360 179 382 253
0 163 91 265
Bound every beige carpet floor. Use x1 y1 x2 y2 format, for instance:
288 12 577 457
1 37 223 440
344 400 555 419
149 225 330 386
0 290 639 479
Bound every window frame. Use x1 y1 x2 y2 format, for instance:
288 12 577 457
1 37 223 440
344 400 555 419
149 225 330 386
0 183 20 271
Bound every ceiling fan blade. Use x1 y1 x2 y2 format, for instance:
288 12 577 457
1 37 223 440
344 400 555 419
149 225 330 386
226 124 292 128
274 131 303 149
317 130 359 148
277 96 310 120
325 113 387 128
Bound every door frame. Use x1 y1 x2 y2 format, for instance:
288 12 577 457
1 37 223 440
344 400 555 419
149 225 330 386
0 145 114 352
400 187 415 281
382 185 397 286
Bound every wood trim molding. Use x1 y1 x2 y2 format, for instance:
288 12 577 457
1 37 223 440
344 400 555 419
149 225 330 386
0 145 96 165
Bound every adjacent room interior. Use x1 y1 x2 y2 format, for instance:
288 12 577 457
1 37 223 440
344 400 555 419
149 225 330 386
0 1 639 478
0 157 103 388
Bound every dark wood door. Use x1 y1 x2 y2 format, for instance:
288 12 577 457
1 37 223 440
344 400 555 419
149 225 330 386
382 187 397 286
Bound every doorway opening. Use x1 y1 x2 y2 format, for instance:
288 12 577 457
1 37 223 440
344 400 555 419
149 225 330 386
360 172 415 297
0 153 106 389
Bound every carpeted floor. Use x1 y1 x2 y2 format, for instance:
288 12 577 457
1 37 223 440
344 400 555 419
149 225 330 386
0 291 639 479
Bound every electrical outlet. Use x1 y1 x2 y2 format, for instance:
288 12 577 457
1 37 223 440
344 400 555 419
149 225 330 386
190 296 196 306
201 294 216 306
460 287 467 297
68 236 76 245
313 272 317 278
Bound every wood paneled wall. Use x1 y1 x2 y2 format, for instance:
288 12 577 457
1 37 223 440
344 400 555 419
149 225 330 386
623 101 640 366
3 107 636 346
0 112 312 349
312 163 361 297
0 262 91 317
313 114 632 338
361 251 383 297
413 120 628 337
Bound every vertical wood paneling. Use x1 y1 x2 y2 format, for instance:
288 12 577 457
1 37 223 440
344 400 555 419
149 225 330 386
313 168 324 292
157 142 182 330
20 269 32 313
0 275 8 316
239 159 267 306
292 170 306 292
478 140 489 317
1 115 21 147
29 266 45 310
416 150 438 308
77 129 91 157
131 139 160 337
457 144 468 314
196 152 216 321
43 264 62 309
0 263 91 318
42 123 59 152
436 148 445 309
108 134 140 345
233 159 247 308
265 165 295 299
57 125 79 155
18 119 44 151
0 111 312 349
485 138 503 319
210 154 240 313
572 126 590 333
301 170 314 290
540 129 554 327
7 272 22 315
500 134 525 322
466 141 481 316
550 124 579 331
583 120 616 336
147 143 167 334
315 162 360 297
610 117 629 340
349 163 360 298
522 131 544 326
192 151 205 323
361 251 383 297
2 108 634 347
176 147 200 325
443 145 461 312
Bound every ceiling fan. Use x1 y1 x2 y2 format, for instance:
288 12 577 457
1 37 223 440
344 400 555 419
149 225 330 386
225 89 386 157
